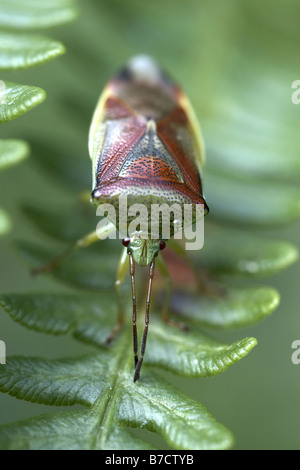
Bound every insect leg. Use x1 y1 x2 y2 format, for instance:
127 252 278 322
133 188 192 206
129 253 138 368
31 223 116 275
156 253 188 332
155 254 172 323
106 247 128 344
133 258 155 382
168 238 225 296
30 231 98 276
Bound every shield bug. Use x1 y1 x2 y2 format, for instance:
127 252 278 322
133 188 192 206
34 55 209 382
89 55 208 381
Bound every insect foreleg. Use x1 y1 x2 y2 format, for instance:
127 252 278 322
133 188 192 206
168 239 225 297
129 253 138 368
31 223 115 276
156 253 188 332
133 258 155 382
155 254 172 324
106 246 128 344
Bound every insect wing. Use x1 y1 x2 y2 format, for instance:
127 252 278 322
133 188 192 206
89 56 209 229
89 84 147 191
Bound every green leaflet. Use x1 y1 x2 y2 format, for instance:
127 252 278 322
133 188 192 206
0 323 238 449
0 355 111 406
0 32 65 69
145 324 256 376
0 409 156 450
0 292 258 376
15 241 118 291
0 138 17 237
205 119 300 181
205 171 300 226
0 370 233 451
0 292 118 336
28 137 91 192
0 288 279 337
0 81 46 123
0 139 21 236
0 139 29 170
0 343 253 406
0 410 111 451
0 0 77 242
0 208 11 237
117 372 234 450
168 287 279 329
197 223 299 278
204 73 300 181
0 0 78 29
0 288 242 450
21 203 96 243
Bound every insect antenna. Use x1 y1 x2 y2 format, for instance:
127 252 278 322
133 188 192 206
129 253 139 368
133 257 156 382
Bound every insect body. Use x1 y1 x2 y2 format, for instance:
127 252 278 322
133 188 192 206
89 56 209 381
34 56 208 382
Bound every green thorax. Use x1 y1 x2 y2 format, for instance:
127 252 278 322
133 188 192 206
127 236 160 267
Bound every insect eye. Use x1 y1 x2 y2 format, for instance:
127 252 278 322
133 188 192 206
159 240 166 251
91 189 101 199
122 238 131 247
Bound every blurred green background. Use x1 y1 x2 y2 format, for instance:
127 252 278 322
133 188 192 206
0 0 300 449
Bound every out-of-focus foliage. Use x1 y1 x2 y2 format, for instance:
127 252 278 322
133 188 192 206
0 0 78 235
0 32 65 70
